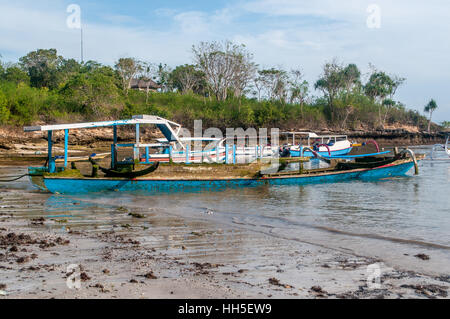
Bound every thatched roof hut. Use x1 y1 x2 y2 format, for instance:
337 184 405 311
130 78 161 91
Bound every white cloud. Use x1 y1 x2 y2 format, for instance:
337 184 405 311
173 11 209 35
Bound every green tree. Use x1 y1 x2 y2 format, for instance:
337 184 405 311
341 64 361 93
259 68 289 102
81 60 103 72
288 69 309 116
0 90 10 124
364 71 404 128
114 57 143 96
424 99 438 133
19 49 63 89
155 63 173 93
60 68 122 117
314 61 345 121
170 64 206 95
3 65 30 85
364 71 393 102
58 58 82 85
382 98 396 126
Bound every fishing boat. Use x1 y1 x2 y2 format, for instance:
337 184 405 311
281 132 379 158
25 114 277 177
23 115 423 194
40 151 421 194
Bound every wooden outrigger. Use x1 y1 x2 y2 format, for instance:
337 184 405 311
23 115 424 194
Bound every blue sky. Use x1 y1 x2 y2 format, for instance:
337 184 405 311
0 0 449 122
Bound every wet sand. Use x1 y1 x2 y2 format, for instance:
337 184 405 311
0 186 448 299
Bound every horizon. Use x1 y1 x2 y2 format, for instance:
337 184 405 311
0 0 448 122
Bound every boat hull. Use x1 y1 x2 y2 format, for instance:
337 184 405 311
42 161 415 194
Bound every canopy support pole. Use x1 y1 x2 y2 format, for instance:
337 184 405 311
64 129 69 168
112 125 117 169
134 124 140 162
48 130 55 173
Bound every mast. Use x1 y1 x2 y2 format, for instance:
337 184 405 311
80 27 84 63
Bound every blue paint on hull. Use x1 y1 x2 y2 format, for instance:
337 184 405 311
43 161 415 195
290 147 352 157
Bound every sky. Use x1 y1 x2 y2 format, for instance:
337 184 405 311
0 0 449 122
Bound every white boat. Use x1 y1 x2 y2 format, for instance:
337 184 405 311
281 132 353 157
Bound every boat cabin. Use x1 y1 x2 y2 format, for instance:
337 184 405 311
281 132 349 147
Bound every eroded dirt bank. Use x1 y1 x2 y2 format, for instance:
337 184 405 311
0 126 448 149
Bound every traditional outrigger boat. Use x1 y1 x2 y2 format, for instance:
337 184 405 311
281 132 353 157
23 115 423 194
281 131 380 158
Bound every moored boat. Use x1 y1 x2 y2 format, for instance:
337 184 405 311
40 151 422 194
281 132 354 157
23 115 424 194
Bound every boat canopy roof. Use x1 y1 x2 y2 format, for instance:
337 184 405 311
24 115 183 143
24 115 180 132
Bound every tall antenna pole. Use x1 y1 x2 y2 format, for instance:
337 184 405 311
80 27 84 63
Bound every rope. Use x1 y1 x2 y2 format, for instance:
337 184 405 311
0 174 29 182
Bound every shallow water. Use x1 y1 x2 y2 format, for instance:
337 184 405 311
1 146 449 276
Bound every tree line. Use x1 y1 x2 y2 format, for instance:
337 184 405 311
0 42 442 132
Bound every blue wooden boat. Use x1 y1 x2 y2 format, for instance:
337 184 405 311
281 132 353 157
40 156 419 194
23 115 422 194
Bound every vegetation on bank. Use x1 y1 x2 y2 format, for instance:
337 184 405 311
0 44 443 132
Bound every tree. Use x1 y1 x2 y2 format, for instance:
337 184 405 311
252 75 264 101
58 58 82 84
0 90 10 124
192 40 255 101
81 60 103 72
170 64 205 95
114 58 143 96
341 64 361 93
3 65 30 85
60 68 121 117
314 60 345 121
258 68 289 102
364 72 392 102
19 49 63 89
138 62 156 103
0 57 4 77
382 98 396 126
230 52 257 100
154 63 172 93
288 69 309 116
424 99 438 133
364 70 404 128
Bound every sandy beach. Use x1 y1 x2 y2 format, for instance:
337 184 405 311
0 185 448 299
